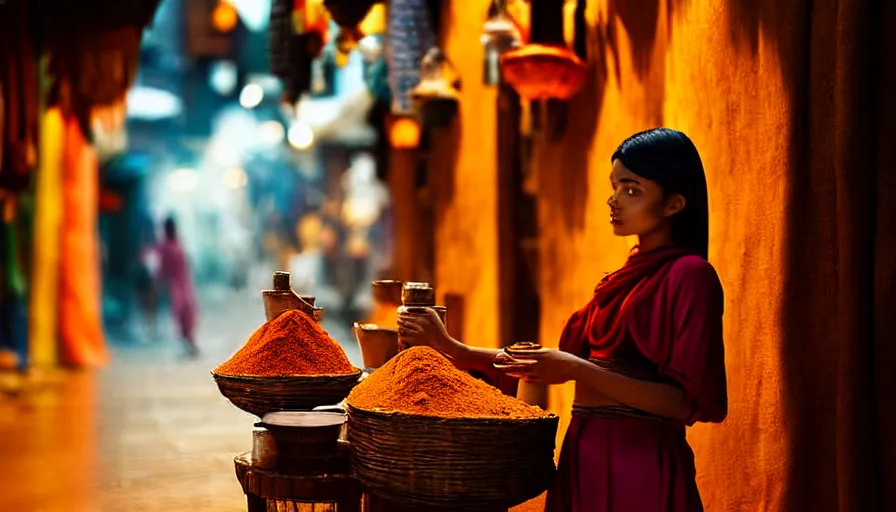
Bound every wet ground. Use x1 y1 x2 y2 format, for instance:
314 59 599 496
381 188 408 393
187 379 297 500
0 287 362 511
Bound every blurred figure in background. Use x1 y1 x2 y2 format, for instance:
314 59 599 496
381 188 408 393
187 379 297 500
155 216 199 357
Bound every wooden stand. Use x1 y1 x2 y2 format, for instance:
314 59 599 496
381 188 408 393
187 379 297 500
235 453 362 512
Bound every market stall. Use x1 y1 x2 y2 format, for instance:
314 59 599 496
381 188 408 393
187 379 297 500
213 272 559 511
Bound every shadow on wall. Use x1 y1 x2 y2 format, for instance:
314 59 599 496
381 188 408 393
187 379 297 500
541 11 607 235
429 114 462 210
545 0 894 509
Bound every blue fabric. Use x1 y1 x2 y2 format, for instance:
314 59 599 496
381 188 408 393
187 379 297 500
385 0 436 114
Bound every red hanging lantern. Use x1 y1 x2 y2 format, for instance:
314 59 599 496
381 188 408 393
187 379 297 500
500 44 587 101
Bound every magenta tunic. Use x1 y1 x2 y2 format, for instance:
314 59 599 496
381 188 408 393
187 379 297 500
478 249 727 511
548 251 727 512
155 239 198 340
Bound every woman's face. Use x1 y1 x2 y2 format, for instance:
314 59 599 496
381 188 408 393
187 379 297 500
608 159 685 238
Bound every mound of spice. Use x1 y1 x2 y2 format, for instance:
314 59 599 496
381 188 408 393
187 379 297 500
215 309 355 377
347 346 546 419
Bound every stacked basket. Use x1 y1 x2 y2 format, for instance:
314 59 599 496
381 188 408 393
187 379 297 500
347 406 559 510
213 371 361 418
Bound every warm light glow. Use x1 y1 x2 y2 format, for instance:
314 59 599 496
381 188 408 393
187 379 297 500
288 123 315 150
387 117 421 149
506 0 531 42
259 120 286 146
222 167 248 190
212 2 239 33
239 83 264 109
168 168 199 193
359 4 386 35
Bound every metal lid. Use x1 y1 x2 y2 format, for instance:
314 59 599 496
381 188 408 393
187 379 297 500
402 282 435 305
260 411 346 429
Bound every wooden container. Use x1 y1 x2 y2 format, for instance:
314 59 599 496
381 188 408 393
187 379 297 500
262 271 317 322
371 280 403 307
494 342 549 409
354 323 399 370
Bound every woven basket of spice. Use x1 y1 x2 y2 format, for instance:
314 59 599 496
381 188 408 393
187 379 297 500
213 310 361 417
346 346 559 511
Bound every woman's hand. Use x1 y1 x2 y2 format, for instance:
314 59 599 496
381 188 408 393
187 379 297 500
397 307 460 357
506 349 583 386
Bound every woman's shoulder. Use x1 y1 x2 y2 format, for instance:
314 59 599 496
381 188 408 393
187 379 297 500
666 255 723 294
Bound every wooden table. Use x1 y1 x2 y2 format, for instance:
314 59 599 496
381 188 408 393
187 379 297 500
234 453 363 512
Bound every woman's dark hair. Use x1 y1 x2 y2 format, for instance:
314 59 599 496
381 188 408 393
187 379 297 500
611 127 709 260
163 216 178 241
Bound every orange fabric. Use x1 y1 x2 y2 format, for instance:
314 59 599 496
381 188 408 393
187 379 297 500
58 116 108 368
438 0 895 510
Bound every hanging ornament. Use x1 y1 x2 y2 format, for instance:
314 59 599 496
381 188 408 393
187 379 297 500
481 0 523 86
270 0 327 105
500 43 586 101
323 0 378 54
410 48 461 128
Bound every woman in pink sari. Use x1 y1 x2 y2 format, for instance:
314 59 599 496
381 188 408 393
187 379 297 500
155 217 199 357
398 128 727 511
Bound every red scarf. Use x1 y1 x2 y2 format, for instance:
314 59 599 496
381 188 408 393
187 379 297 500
560 246 699 358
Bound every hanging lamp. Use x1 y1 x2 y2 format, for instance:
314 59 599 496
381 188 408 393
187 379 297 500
323 0 379 54
500 43 586 101
410 48 461 128
481 0 523 86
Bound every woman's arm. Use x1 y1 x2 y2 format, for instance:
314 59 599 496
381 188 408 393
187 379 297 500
570 358 691 421
518 349 691 421
397 311 519 395
443 340 502 371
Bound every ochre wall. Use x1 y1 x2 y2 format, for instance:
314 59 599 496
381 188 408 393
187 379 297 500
431 3 501 349
439 0 805 509
535 2 798 509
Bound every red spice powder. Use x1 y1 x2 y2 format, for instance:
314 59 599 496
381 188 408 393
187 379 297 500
347 346 546 419
215 309 355 377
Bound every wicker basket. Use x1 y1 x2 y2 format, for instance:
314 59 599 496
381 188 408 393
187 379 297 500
347 405 559 510
213 371 362 417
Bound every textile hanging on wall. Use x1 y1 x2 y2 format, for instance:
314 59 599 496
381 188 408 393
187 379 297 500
0 0 39 193
385 0 436 114
49 28 142 112
28 107 65 368
57 116 108 368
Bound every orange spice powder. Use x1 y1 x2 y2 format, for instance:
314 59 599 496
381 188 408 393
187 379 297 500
347 346 546 419
215 309 355 377
510 493 547 512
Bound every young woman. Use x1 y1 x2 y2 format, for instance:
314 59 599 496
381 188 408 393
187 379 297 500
397 127 727 511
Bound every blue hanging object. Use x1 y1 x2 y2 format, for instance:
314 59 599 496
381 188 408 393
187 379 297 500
385 0 436 114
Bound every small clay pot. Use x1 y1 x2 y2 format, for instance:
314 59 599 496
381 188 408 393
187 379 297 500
371 280 404 306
